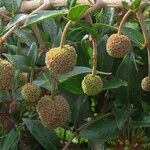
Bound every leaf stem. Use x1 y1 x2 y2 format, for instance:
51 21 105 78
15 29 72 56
118 10 132 36
60 20 72 48
136 8 150 77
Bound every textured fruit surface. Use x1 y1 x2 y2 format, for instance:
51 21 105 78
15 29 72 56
21 83 42 105
106 34 131 58
82 74 103 96
18 73 28 87
45 45 77 75
0 59 14 90
141 77 150 92
36 95 70 128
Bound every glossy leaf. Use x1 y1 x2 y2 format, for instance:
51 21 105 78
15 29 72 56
102 79 127 91
58 66 111 80
79 115 119 140
1 129 21 150
27 42 38 68
67 5 89 21
114 51 141 105
24 10 66 27
3 54 28 72
3 0 22 15
23 118 60 150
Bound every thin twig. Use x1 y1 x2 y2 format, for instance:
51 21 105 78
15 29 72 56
136 8 150 77
92 39 97 75
60 20 72 48
118 10 132 36
62 124 87 150
0 24 20 43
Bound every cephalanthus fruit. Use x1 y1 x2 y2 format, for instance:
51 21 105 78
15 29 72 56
21 83 42 105
141 77 150 92
45 44 77 75
82 74 103 96
0 59 14 90
106 33 131 58
36 95 70 128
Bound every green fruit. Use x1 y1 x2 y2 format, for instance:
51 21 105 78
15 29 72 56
82 74 103 96
21 83 42 105
18 73 28 87
0 59 14 90
45 44 77 75
36 95 70 128
141 77 150 92
106 34 131 58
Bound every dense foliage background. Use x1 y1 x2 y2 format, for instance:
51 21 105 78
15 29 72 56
0 0 150 149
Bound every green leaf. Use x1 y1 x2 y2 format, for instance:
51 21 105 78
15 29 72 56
97 35 114 72
60 74 84 94
67 4 89 21
122 1 131 10
24 10 66 27
130 0 141 10
132 113 150 128
123 27 144 48
42 19 58 43
67 0 77 8
15 29 37 46
3 54 29 72
114 107 131 129
58 66 111 80
114 51 141 105
27 42 38 68
23 118 60 150
77 20 99 38
1 129 21 150
3 0 22 15
79 115 119 140
102 79 127 91
141 101 150 114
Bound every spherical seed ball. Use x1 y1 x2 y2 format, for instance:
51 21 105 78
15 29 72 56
21 83 42 105
82 74 103 96
45 44 77 75
36 95 70 128
106 34 131 58
141 77 150 92
0 59 14 90
18 73 28 87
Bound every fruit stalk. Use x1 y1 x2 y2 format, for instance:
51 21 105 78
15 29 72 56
136 9 150 77
118 10 132 36
51 75 57 100
30 69 34 85
60 20 72 48
92 39 97 75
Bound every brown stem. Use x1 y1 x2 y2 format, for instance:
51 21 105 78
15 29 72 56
30 69 34 84
51 75 57 100
60 20 72 48
92 39 97 75
62 124 87 150
0 0 52 43
136 9 150 77
0 24 19 43
31 24 47 54
118 10 132 36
